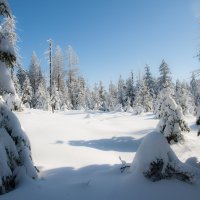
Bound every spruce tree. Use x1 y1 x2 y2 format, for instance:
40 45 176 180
0 0 37 194
156 88 190 143
157 60 172 91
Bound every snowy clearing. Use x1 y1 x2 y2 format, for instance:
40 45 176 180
2 110 200 200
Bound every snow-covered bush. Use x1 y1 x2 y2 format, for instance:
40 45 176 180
156 88 190 143
131 132 195 183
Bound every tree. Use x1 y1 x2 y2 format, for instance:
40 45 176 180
117 75 126 109
28 52 46 108
190 73 200 106
66 45 79 109
125 71 135 107
157 60 172 91
175 80 194 116
107 81 118 111
53 45 65 92
0 0 37 194
156 88 190 144
133 78 153 114
76 76 86 110
144 65 156 97
16 67 33 108
85 86 93 110
51 45 68 110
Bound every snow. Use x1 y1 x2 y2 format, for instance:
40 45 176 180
0 63 15 94
2 110 200 199
131 131 177 173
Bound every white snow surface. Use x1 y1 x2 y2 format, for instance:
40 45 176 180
2 110 200 200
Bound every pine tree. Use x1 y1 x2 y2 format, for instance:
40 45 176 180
107 81 118 111
134 78 153 114
144 65 156 97
16 67 32 108
0 0 37 194
175 80 194 115
190 73 200 106
76 76 86 110
156 88 190 143
157 60 172 91
125 71 135 107
117 75 126 109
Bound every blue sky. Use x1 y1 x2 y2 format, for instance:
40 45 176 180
10 0 200 86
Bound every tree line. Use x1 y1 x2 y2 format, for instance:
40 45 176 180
10 51 198 116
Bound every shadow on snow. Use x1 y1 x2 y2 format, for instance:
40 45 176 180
68 136 143 152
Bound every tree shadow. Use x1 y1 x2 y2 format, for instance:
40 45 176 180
69 136 143 152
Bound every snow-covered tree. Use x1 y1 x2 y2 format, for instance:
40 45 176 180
190 73 200 106
0 0 37 194
156 88 190 143
66 45 79 109
53 45 65 92
51 82 61 112
76 76 86 110
91 83 102 110
0 7 21 110
133 78 153 114
35 78 50 111
16 67 32 108
52 45 68 110
85 86 93 110
107 81 118 111
125 72 135 107
175 80 194 115
29 52 47 108
28 52 42 95
144 65 156 97
157 60 172 91
117 75 126 108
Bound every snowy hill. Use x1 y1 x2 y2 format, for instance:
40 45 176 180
3 110 200 200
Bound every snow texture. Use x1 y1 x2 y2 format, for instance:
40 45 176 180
2 110 200 200
0 63 15 94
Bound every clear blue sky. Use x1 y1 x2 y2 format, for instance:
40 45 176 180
10 0 200 86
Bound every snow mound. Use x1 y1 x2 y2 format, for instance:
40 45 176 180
131 131 195 183
131 131 177 173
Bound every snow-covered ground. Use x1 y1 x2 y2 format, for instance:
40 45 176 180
2 110 200 200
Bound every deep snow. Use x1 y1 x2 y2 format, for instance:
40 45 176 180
2 110 200 200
